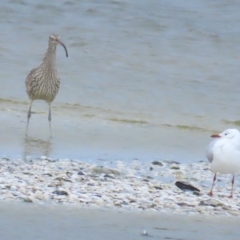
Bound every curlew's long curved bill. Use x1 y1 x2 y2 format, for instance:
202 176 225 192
57 40 68 57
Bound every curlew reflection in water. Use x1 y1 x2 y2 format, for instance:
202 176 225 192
23 137 52 160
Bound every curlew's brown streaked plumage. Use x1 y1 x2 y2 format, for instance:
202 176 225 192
25 34 68 137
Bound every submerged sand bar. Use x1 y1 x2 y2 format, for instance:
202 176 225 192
0 157 239 216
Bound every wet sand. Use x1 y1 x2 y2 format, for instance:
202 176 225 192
0 202 239 240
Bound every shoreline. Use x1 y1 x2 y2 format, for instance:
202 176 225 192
0 157 239 216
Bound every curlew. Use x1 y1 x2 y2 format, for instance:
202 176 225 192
25 34 68 137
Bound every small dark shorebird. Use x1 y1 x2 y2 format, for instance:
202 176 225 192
25 34 68 137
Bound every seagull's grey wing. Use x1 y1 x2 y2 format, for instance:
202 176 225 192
206 146 213 163
206 139 218 163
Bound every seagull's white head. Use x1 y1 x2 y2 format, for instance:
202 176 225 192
211 129 240 141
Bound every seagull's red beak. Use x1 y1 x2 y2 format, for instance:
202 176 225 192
211 134 221 138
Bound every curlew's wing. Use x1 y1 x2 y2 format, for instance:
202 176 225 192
25 67 44 97
25 67 38 86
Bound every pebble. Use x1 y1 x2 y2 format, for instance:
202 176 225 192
151 161 164 167
175 181 200 192
91 166 120 176
52 190 69 196
199 199 223 207
0 158 239 217
23 198 33 203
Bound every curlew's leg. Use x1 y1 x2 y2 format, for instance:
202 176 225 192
208 173 217 196
48 103 52 138
26 100 33 136
229 175 234 198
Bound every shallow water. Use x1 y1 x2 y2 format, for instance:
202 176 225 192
1 0 240 163
0 202 239 240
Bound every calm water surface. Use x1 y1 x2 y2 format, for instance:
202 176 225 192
1 0 240 163
1 202 240 240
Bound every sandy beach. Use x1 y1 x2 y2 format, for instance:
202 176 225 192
0 157 240 239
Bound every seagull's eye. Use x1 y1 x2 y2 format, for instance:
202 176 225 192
225 133 228 135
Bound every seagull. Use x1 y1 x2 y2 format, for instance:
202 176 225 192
206 128 240 198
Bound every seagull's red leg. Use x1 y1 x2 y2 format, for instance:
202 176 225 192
228 175 234 198
208 173 217 196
